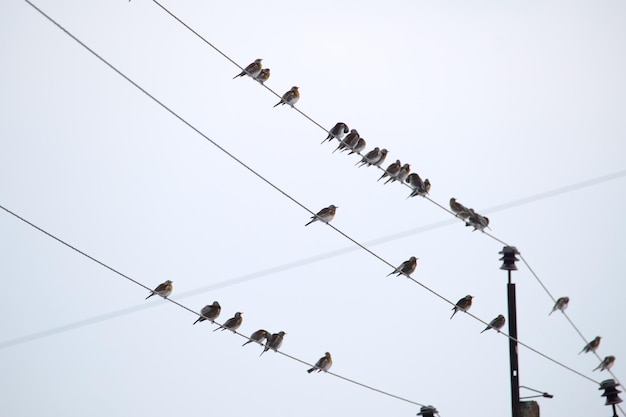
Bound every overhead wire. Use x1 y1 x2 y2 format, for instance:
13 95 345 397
0 202 426 409
148 0 624 388
19 0 610 391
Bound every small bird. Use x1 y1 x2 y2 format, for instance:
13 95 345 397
378 160 401 183
307 352 333 373
233 58 263 79
348 137 366 155
387 256 418 277
593 355 616 372
549 297 569 315
451 295 473 319
579 336 602 355
374 149 388 167
356 147 382 167
305 205 337 226
449 198 471 219
242 329 271 347
213 312 243 332
261 331 286 356
407 174 431 198
193 301 221 325
322 122 349 144
145 280 173 300
273 86 299 107
333 129 359 153
255 68 270 84
385 164 411 184
481 314 506 333
466 209 490 231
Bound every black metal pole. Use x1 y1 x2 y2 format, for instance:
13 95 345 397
508 269 521 417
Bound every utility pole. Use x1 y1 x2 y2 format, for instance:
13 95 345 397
500 246 521 417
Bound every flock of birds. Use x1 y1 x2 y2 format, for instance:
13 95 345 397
234 57 617 375
145 280 331 373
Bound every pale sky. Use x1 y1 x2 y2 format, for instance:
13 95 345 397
1 1 625 416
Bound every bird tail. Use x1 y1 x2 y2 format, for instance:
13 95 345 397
273 101 282 108
384 177 394 185
548 309 555 316
355 160 365 167
480 327 488 334
232 73 243 79
304 218 315 226
321 135 332 144
377 173 386 182
145 292 154 300
260 348 269 357
307 368 315 374
193 317 203 325
242 340 252 347
450 310 457 319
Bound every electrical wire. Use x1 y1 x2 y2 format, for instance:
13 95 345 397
18 0 610 391
149 0 624 392
0 202 426 408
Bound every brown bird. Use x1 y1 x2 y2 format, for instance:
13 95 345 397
261 331 286 356
307 352 333 373
305 205 337 226
593 355 616 372
549 296 569 315
273 86 300 107
580 336 602 355
213 312 243 332
387 256 418 277
233 58 263 79
193 301 221 325
322 122 349 144
378 160 401 183
145 280 173 300
255 68 271 84
451 295 473 319
449 198 471 219
243 329 271 347
334 129 359 153
481 314 506 333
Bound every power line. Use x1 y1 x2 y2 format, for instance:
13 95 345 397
2 170 624 349
148 0 624 390
0 201 426 408
18 0 609 391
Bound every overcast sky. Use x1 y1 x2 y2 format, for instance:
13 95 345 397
1 1 625 416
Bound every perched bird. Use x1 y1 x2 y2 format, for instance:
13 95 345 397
273 86 299 107
255 68 270 84
307 352 333 373
449 198 471 219
242 329 271 347
481 314 506 333
549 296 570 315
348 137 367 155
451 295 473 319
579 336 602 355
322 122 349 144
145 280 173 300
213 312 243 332
387 256 418 277
334 129 359 153
305 205 337 226
378 160 401 183
233 58 263 79
395 164 411 183
356 147 382 167
374 149 388 167
593 355 616 372
407 174 431 198
466 209 490 231
261 331 286 356
193 301 221 325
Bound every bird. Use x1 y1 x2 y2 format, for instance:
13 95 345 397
273 86 299 107
378 160 401 183
242 329 271 347
481 314 506 333
387 256 418 277
307 352 333 373
255 68 270 84
305 205 337 226
451 295 473 319
213 312 243 332
374 149 388 167
333 129 359 153
145 280 173 300
579 336 602 355
322 122 349 144
261 331 286 356
356 147 382 167
465 209 490 231
385 164 411 184
233 58 263 79
407 175 431 198
449 198 471 219
549 296 569 315
193 301 221 325
348 137 367 155
593 355 616 372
